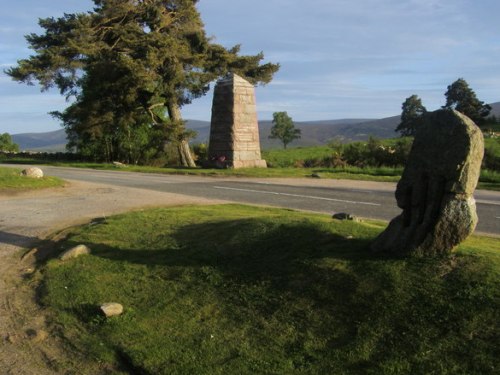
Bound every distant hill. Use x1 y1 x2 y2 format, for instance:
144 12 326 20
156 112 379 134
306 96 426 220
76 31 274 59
12 129 68 152
10 102 499 151
190 117 399 148
489 102 500 117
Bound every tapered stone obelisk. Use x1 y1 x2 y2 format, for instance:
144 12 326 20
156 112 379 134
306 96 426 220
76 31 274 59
208 73 267 168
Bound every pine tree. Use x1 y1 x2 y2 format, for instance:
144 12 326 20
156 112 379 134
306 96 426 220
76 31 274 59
7 0 279 166
443 78 491 125
396 95 427 137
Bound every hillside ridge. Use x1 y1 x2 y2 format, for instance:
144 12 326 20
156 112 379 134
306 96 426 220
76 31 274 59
11 102 500 151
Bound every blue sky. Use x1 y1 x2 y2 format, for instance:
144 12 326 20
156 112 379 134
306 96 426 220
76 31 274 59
1 0 499 134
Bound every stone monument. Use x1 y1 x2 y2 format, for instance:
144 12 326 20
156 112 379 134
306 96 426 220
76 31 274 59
371 109 484 256
208 73 267 168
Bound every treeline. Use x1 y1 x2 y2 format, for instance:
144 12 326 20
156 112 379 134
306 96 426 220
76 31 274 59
0 143 187 166
3 135 499 173
264 137 500 172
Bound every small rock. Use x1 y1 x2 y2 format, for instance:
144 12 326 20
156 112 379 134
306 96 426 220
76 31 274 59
59 244 91 261
311 173 321 178
26 329 48 343
112 161 126 168
21 167 44 178
100 303 124 317
21 247 38 261
6 333 18 344
332 212 360 222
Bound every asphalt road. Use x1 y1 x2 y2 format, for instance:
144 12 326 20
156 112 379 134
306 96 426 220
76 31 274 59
37 166 500 236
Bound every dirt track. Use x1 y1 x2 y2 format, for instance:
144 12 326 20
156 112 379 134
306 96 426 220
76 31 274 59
0 180 222 374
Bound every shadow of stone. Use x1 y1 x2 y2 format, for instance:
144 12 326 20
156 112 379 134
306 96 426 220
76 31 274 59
32 213 492 373
80 218 404 356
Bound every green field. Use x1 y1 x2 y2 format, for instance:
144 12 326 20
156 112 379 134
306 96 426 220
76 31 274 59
0 166 64 191
37 205 499 374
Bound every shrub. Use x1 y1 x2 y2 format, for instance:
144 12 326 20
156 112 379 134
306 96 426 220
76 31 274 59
483 147 500 171
483 138 500 171
343 142 367 167
192 143 208 165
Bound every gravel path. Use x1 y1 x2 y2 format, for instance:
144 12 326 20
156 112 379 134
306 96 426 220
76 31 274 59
0 180 223 374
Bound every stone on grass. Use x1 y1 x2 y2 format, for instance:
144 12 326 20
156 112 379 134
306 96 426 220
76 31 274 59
26 329 48 343
59 244 91 261
6 333 19 344
100 303 124 317
332 212 360 222
371 109 484 256
21 167 43 178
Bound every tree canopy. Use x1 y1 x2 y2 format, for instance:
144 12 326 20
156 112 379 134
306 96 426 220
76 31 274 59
269 111 301 149
443 78 491 125
396 94 427 137
0 133 19 153
7 0 279 165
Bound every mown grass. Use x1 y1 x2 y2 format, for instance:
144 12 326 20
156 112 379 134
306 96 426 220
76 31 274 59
0 166 64 191
38 205 499 374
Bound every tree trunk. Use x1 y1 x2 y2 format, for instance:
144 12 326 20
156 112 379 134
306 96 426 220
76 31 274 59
167 102 196 167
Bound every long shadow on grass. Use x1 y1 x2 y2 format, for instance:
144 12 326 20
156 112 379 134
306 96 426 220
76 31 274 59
88 217 381 318
48 218 499 374
86 219 401 365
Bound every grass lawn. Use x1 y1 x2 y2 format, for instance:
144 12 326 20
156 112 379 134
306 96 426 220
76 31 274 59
0 166 64 191
38 205 499 374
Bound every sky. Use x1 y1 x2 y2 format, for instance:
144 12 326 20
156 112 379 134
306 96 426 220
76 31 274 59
1 0 499 134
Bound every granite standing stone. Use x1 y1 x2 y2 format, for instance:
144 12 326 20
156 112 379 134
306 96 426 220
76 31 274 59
208 73 267 168
371 109 484 256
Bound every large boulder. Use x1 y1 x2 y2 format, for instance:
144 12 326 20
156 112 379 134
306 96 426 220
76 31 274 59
21 167 44 178
371 109 484 256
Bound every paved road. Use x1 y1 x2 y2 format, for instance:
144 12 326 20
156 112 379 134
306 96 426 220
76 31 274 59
38 166 500 236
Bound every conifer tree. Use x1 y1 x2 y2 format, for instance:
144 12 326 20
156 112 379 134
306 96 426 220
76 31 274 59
7 0 279 165
443 78 491 125
396 95 427 137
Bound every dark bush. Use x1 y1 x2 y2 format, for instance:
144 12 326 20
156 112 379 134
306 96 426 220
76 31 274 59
192 143 208 165
483 145 500 171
